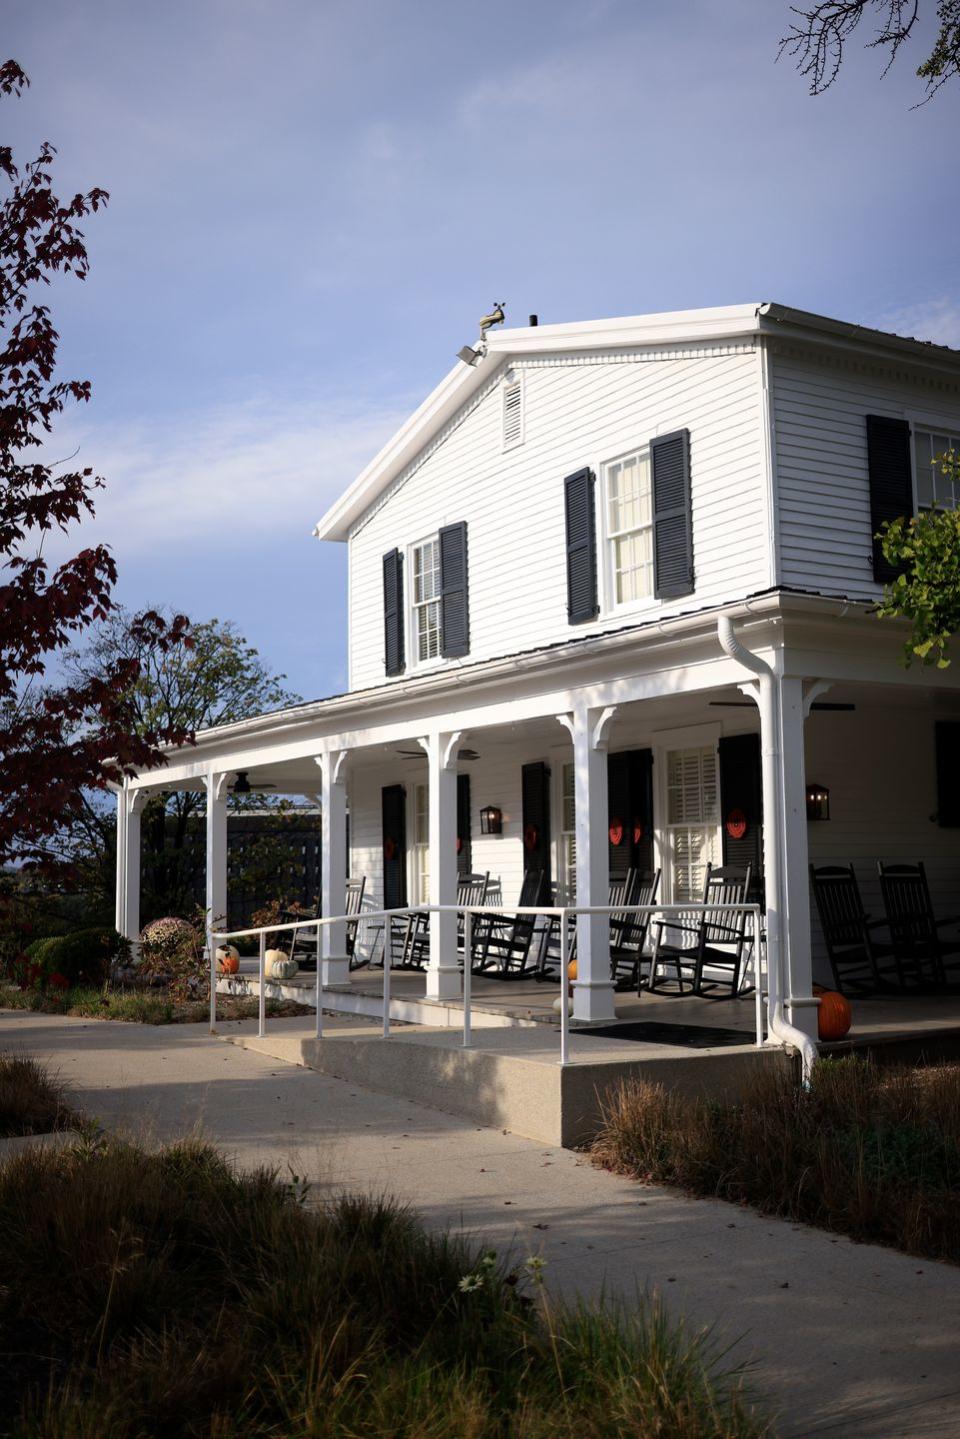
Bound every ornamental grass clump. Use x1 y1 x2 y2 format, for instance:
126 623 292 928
0 1053 77 1137
592 1056 960 1264
0 1131 771 1438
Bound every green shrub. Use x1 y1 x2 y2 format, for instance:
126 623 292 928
0 1134 770 1438
21 928 128 990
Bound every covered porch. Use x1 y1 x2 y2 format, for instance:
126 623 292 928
116 595 960 1056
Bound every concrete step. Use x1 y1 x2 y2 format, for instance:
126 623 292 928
216 1016 790 1148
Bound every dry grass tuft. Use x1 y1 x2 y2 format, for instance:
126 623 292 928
0 1053 77 1138
592 1056 960 1264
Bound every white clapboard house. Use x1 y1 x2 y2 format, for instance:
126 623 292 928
116 303 960 1039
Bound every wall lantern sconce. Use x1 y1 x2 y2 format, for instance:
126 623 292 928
806 782 830 821
480 805 503 836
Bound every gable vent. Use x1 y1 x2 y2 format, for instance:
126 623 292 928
502 374 524 451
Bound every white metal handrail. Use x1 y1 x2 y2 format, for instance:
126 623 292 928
210 900 765 1065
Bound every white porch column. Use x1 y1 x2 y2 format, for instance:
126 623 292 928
114 784 143 941
205 773 229 933
317 749 350 985
563 705 617 1023
425 731 461 1001
779 675 817 1039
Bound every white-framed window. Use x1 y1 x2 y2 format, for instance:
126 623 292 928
914 427 960 511
412 783 429 903
560 761 576 899
663 745 719 902
410 535 441 663
502 371 523 450
602 447 654 609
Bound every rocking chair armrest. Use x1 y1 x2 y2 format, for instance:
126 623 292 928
862 917 889 932
935 914 960 929
651 918 703 940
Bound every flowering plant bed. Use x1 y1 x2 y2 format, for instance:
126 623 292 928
0 984 312 1026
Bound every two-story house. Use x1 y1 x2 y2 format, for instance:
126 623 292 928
115 302 960 1040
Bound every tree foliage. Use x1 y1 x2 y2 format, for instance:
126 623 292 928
60 610 301 919
0 60 191 867
877 448 960 666
781 1 960 97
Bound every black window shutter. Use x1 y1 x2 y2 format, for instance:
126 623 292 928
719 734 764 899
457 772 472 876
651 429 694 599
439 522 470 658
381 784 407 909
521 761 551 898
564 467 599 623
607 749 654 880
935 721 960 827
382 549 405 676
866 415 913 583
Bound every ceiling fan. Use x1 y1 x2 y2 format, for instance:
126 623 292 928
230 770 278 793
395 747 480 762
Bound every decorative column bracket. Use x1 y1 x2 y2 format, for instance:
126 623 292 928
415 731 464 770
802 680 832 719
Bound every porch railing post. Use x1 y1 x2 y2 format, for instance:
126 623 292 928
258 931 266 1039
315 920 324 1040
559 906 570 1066
462 909 472 1049
208 926 217 1032
382 916 392 1037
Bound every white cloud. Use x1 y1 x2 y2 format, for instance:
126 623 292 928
873 298 960 350
40 393 409 560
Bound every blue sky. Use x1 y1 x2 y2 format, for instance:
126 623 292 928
6 0 960 700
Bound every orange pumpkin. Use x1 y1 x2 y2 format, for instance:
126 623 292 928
216 944 240 975
567 958 578 982
816 988 852 1042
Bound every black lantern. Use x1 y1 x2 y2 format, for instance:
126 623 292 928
479 804 503 836
806 782 830 821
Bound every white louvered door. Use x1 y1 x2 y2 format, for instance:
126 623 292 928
664 745 719 903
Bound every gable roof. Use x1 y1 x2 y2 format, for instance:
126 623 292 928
313 300 960 542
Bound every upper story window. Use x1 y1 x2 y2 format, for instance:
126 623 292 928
603 447 654 607
914 427 959 510
411 536 441 662
502 372 523 451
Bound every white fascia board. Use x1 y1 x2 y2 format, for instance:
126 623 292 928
313 303 765 542
758 302 960 378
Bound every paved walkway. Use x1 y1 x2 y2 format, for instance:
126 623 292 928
3 1009 959 1438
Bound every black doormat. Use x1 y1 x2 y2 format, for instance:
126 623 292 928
574 1021 751 1048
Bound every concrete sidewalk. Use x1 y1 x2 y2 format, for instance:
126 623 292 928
3 1009 959 1438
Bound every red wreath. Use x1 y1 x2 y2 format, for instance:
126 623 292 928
384 837 397 861
523 823 539 852
725 808 748 841
633 819 644 845
608 816 624 847
456 836 463 854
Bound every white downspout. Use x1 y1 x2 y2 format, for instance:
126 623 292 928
717 616 817 1083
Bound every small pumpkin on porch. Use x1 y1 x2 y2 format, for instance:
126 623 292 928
264 947 288 977
216 944 240 975
270 956 299 981
814 985 852 1042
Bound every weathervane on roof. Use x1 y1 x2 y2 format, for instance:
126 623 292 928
478 301 506 342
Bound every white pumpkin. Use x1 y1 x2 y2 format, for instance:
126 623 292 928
270 956 299 981
215 944 240 974
263 947 288 977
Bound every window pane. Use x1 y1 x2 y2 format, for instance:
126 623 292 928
915 430 934 509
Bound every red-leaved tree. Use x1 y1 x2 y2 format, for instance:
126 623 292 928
0 60 193 868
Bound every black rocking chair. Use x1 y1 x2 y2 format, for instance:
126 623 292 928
471 868 543 979
402 872 491 969
612 869 662 991
648 864 754 998
877 861 960 988
290 876 366 972
809 864 897 995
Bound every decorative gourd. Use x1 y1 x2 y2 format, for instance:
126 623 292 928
270 956 299 981
567 958 578 982
263 948 288 977
216 944 240 975
815 987 852 1042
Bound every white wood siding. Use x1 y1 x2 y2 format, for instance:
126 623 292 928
771 346 960 598
347 345 768 689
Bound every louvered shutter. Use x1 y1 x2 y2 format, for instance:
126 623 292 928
439 522 470 658
719 733 764 898
521 761 552 898
651 429 693 599
866 415 913 583
935 721 960 827
382 549 405 676
564 467 599 624
457 772 472 876
381 784 407 909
